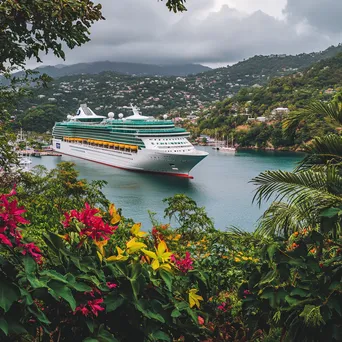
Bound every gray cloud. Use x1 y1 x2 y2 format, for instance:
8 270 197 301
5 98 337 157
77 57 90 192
284 0 342 34
31 0 340 67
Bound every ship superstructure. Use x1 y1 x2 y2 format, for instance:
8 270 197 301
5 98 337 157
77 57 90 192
52 104 208 177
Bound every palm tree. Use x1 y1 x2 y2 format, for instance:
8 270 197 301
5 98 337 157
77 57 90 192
253 101 342 238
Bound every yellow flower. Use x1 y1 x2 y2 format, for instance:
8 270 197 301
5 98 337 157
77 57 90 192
242 256 249 261
107 246 129 262
109 203 121 225
126 237 147 254
94 239 108 262
130 223 147 238
94 239 108 256
234 257 241 262
188 289 203 309
141 240 173 272
167 234 181 241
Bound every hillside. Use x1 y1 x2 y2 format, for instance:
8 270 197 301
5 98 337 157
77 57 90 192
13 44 342 133
24 62 212 78
196 52 342 150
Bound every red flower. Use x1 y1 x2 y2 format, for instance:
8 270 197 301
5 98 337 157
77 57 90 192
171 252 194 273
106 282 118 289
0 189 29 233
198 316 205 325
74 304 90 316
0 233 12 247
63 203 117 241
87 298 104 316
218 302 229 312
20 243 42 263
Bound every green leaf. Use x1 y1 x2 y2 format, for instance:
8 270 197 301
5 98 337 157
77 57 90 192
0 318 8 336
267 244 278 260
83 338 98 342
40 270 68 283
28 306 50 325
290 288 310 298
7 320 27 334
43 232 65 252
48 280 76 311
86 319 95 333
320 207 342 218
159 269 173 291
104 294 125 313
66 274 92 292
150 330 170 341
97 324 119 342
171 309 181 318
0 279 20 312
23 255 37 274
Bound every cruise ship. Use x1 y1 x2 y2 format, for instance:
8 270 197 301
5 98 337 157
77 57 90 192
52 104 208 178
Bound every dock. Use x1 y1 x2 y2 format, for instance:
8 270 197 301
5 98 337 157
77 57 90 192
18 150 62 157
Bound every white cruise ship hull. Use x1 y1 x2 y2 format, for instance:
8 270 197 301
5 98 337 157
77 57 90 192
52 139 207 178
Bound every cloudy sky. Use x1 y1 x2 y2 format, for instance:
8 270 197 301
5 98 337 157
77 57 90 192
35 0 342 68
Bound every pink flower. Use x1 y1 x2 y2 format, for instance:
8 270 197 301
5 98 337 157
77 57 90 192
171 252 194 273
198 316 204 325
218 302 227 312
0 233 13 247
85 287 101 298
106 282 118 289
87 298 104 316
243 290 251 295
0 189 29 233
20 243 42 263
63 203 117 241
74 304 90 316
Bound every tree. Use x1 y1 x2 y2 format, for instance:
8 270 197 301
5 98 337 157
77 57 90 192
253 100 342 237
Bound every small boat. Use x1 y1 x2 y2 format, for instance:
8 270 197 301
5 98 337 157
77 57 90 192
19 156 32 165
219 134 236 153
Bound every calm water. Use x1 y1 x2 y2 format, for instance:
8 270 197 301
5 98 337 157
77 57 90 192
30 147 303 231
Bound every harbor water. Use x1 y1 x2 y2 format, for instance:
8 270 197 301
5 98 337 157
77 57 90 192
30 147 303 231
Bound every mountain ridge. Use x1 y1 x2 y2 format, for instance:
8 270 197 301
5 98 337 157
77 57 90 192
31 61 212 78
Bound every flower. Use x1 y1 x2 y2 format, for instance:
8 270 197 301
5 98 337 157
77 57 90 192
170 252 194 273
0 189 29 232
0 233 13 247
130 223 147 237
126 237 147 254
188 289 203 309
20 243 42 263
198 316 204 325
107 246 129 262
106 282 118 289
109 203 121 225
87 298 104 316
142 240 173 272
74 304 90 316
74 298 104 317
218 302 227 311
94 239 108 262
63 203 117 241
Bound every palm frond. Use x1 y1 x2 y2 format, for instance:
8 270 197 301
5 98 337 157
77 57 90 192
296 134 342 170
309 101 342 126
282 110 309 138
256 201 316 237
252 167 342 210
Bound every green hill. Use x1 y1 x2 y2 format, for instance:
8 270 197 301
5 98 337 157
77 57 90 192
197 52 342 150
12 44 342 134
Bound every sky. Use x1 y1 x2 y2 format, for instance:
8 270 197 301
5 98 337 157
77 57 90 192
30 0 342 68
